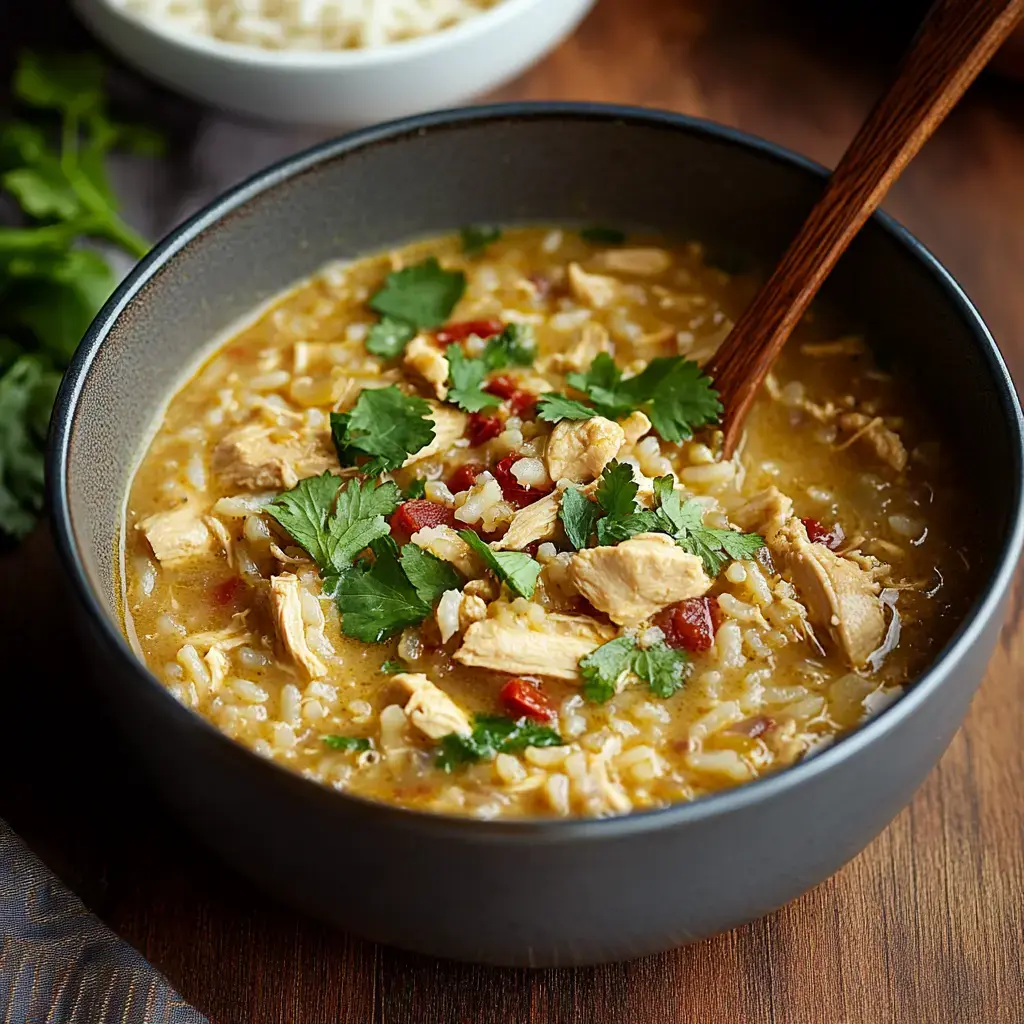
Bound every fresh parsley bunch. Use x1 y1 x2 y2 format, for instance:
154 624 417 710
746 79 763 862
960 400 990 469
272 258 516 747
0 52 161 541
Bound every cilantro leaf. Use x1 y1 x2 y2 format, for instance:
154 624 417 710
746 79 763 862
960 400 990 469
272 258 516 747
536 393 595 423
566 353 633 419
380 659 406 674
580 226 627 244
436 714 563 773
333 545 431 643
460 224 502 255
459 530 542 599
14 52 106 113
266 473 399 574
482 323 535 369
595 512 659 546
365 316 416 359
323 735 372 752
330 385 435 475
402 478 427 499
595 461 640 518
559 486 602 550
446 345 501 412
368 257 465 328
399 542 462 606
579 636 689 703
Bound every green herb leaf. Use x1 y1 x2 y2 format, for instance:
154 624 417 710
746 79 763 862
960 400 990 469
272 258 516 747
595 460 640 518
580 226 627 244
323 735 372 752
559 486 602 550
402 478 427 500
266 473 399 574
459 530 542 599
399 542 462 606
482 322 536 369
535 392 596 423
368 257 465 328
579 635 689 703
460 224 502 255
380 659 406 674
330 385 435 476
446 345 502 413
14 52 106 114
436 714 563 773
365 315 416 359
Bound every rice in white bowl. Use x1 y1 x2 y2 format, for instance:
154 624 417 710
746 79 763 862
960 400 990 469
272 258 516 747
110 0 505 51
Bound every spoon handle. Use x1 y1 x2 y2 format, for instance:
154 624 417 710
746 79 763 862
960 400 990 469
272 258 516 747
707 0 1024 456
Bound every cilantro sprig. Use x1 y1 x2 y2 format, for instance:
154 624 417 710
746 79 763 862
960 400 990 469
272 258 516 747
460 224 502 255
459 530 542 599
436 714 563 773
323 735 372 752
445 323 537 412
579 635 688 703
330 385 435 476
537 353 721 443
0 52 161 541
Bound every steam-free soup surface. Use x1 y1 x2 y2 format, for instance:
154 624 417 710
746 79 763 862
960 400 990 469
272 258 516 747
122 227 968 818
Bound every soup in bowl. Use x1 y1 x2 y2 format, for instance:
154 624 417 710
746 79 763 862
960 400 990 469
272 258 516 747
50 106 1023 964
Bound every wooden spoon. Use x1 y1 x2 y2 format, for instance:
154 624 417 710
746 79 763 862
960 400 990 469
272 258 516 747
706 0 1024 458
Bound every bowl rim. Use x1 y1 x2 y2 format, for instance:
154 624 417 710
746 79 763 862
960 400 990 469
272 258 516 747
48 101 1024 842
81 0 590 67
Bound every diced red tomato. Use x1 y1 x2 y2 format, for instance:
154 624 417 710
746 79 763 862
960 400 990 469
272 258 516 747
447 463 482 493
500 676 555 722
654 596 721 654
801 517 845 550
467 412 503 447
484 375 537 419
493 455 553 509
212 576 244 606
390 500 456 541
434 319 504 345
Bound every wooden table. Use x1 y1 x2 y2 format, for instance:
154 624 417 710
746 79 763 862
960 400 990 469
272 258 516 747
3 1 1023 1021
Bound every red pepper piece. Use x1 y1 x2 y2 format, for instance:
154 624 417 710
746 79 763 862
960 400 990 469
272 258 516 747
212 576 244 606
493 455 553 509
434 319 504 345
500 676 555 722
801 517 845 550
484 375 537 418
654 596 721 654
466 412 503 447
447 463 482 493
390 500 456 542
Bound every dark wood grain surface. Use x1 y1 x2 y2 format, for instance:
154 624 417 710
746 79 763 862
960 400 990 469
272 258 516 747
3 1 1023 1021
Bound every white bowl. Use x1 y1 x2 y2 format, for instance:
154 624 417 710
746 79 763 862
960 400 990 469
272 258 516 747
73 0 597 127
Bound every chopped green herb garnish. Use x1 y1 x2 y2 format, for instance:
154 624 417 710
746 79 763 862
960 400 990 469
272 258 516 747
558 486 602 551
402 478 427 500
445 344 502 413
579 635 688 703
365 315 416 359
482 322 536 369
650 476 765 575
368 257 465 328
399 541 462 606
539 353 721 443
459 530 542 599
436 714 563 773
460 224 502 256
380 659 406 674
323 735 372 752
266 473 399 574
330 385 435 476
580 226 627 244
0 51 161 540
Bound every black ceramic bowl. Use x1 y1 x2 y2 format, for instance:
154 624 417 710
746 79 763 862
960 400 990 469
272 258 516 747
49 104 1024 967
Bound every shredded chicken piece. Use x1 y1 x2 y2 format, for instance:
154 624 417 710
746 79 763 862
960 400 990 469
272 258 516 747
493 491 562 551
212 422 335 491
411 524 481 577
403 335 449 400
455 614 615 680
619 410 652 444
268 573 327 678
836 412 908 472
592 247 672 276
770 519 887 667
459 593 488 630
138 506 214 566
731 487 794 538
567 262 620 308
464 576 499 602
403 403 468 466
545 322 613 373
205 647 229 692
763 373 836 423
568 533 711 625
395 672 471 739
546 416 625 484
204 515 234 566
